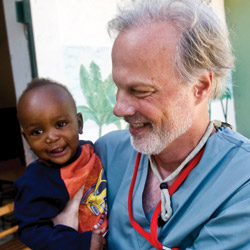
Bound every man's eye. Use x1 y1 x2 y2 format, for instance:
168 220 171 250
31 129 43 136
57 121 67 128
131 89 153 98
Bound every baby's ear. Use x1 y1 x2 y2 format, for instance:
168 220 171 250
77 113 84 134
21 130 27 140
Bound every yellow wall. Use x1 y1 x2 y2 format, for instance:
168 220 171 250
225 0 250 138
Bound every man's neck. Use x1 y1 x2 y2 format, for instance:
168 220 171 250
152 120 210 180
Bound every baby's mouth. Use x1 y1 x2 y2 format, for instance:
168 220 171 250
49 146 66 155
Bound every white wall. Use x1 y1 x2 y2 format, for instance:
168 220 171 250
30 0 123 142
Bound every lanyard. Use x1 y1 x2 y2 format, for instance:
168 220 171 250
128 147 205 250
149 121 215 223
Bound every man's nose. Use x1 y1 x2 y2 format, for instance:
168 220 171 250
113 90 135 117
45 129 60 144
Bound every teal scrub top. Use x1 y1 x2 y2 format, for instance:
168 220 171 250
95 126 250 249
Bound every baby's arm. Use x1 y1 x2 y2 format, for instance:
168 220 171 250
52 186 106 250
15 175 92 250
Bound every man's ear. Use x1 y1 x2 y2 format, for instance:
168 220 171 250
193 72 213 103
77 113 84 134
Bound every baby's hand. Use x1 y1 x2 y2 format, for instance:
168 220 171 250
90 228 107 250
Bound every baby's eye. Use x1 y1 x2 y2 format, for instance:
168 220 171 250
31 129 43 136
56 121 67 128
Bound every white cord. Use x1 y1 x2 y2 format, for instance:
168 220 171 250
149 121 217 222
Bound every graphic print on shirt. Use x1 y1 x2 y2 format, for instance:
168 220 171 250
60 143 108 232
81 169 107 229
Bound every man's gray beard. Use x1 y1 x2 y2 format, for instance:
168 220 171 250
130 117 193 155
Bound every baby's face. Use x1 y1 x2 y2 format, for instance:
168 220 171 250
18 86 83 166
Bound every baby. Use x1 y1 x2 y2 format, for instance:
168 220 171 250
14 78 107 250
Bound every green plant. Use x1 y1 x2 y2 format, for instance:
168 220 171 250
219 86 232 122
209 86 232 122
77 61 122 137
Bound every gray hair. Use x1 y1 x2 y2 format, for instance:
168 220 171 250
108 0 234 99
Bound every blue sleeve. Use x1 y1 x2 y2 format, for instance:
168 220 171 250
14 161 92 250
94 130 136 210
19 223 92 250
185 181 250 250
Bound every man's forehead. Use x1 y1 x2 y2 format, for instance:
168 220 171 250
112 22 179 82
114 22 179 48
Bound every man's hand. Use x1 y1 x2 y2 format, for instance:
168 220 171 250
90 228 107 250
51 185 85 230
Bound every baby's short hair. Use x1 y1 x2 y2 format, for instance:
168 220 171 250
19 78 77 111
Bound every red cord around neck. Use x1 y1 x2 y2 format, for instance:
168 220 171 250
128 148 205 249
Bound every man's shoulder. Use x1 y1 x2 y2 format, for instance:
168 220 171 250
95 129 131 148
216 126 250 153
94 129 134 163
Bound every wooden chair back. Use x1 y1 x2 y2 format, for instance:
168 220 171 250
0 202 30 250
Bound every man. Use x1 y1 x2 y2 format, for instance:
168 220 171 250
56 0 250 249
94 0 250 249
